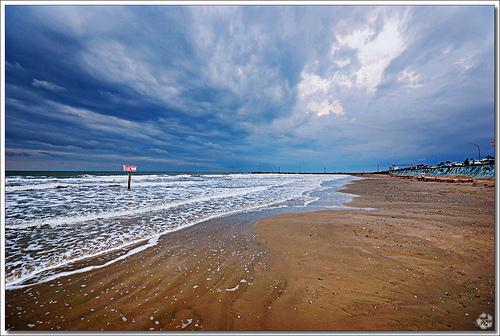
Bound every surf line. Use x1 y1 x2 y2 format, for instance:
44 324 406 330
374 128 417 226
6 176 354 289
5 189 317 290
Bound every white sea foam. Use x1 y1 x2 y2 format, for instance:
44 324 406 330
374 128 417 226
6 235 161 290
5 190 315 289
303 196 320 206
180 319 193 329
6 182 80 191
225 284 240 292
7 185 273 229
5 174 195 191
5 173 355 288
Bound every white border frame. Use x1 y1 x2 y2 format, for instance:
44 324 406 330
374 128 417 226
1 1 498 335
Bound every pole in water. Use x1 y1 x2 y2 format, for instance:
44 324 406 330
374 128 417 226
123 164 137 189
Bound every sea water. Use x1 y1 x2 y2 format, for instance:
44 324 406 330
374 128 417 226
5 172 357 288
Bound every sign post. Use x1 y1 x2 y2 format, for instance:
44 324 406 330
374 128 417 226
123 164 137 189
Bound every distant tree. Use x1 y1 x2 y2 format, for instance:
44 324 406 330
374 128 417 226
463 158 470 166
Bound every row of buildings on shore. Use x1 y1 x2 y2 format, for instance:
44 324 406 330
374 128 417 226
389 156 495 171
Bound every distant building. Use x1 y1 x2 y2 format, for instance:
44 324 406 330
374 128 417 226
480 157 495 165
437 161 453 167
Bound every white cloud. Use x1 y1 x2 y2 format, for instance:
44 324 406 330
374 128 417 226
81 40 181 109
442 45 452 55
307 98 344 117
336 25 375 50
297 72 331 99
6 61 23 69
397 68 423 88
294 8 409 123
30 6 134 37
32 79 66 92
8 96 172 146
296 71 344 117
7 147 206 167
330 44 340 57
331 73 353 88
333 10 408 93
188 7 289 107
335 58 351 68
454 57 474 71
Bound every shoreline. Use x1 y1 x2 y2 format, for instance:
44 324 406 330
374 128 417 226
5 174 355 290
5 175 494 331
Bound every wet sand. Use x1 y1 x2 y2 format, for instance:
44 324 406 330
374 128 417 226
5 175 494 331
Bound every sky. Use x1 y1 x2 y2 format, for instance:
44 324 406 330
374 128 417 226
5 5 495 172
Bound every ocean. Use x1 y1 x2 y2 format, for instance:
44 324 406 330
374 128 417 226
5 172 357 289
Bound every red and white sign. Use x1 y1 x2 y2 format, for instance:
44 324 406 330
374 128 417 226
123 164 137 173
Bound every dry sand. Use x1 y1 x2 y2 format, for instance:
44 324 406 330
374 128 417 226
5 175 495 331
252 175 494 330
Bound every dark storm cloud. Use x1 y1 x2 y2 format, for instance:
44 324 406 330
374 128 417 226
5 5 494 171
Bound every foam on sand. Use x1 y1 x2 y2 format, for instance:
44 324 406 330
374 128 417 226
6 235 160 290
5 173 357 288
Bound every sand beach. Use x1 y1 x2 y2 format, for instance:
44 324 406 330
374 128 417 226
5 175 494 331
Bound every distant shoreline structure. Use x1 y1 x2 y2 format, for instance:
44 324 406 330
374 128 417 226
387 163 494 179
5 161 495 178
